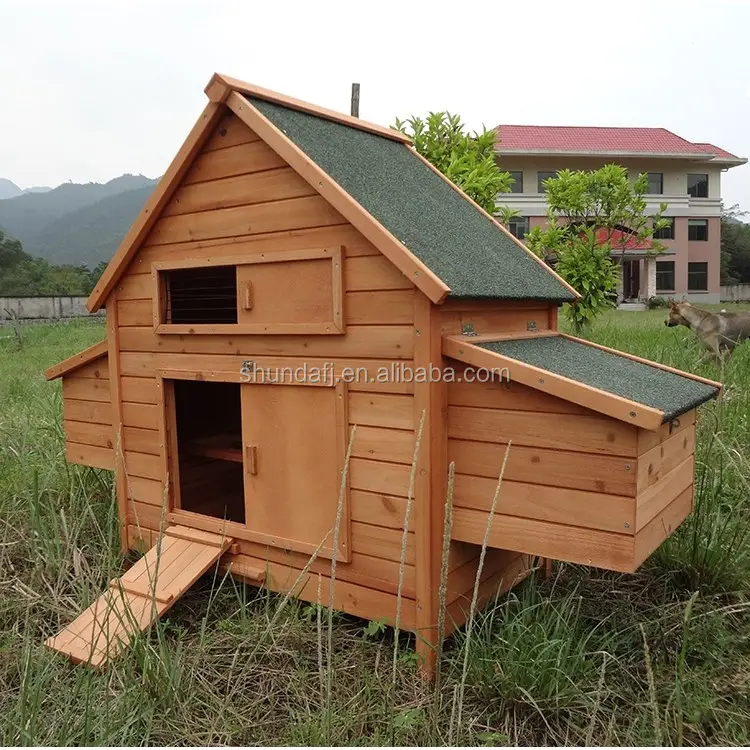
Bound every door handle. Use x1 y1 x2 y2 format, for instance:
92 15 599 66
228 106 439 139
245 445 258 475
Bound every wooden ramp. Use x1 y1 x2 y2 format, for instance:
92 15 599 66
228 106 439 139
45 525 233 668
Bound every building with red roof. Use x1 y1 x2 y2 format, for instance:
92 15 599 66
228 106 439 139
494 125 746 304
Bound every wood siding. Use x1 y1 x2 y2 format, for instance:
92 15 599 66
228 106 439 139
61 354 115 470
113 113 423 626
447 346 698 573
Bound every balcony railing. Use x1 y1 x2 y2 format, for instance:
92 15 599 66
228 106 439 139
496 193 722 218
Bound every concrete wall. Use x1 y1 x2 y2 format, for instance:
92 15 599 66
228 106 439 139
721 284 750 302
0 296 104 322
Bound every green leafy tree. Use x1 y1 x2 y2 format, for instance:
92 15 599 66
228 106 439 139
393 112 512 214
720 204 750 285
0 229 100 296
526 165 669 333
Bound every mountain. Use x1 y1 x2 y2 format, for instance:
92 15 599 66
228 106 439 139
0 174 158 267
0 178 22 199
0 174 157 244
28 184 155 267
23 186 53 194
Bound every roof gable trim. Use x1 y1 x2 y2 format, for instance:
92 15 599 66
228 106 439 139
45 340 108 381
206 73 411 144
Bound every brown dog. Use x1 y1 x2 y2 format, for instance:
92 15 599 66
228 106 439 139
666 300 750 358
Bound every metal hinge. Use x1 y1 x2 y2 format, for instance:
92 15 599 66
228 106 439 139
527 320 538 332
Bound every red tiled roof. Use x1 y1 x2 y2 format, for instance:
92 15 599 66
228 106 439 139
494 125 742 160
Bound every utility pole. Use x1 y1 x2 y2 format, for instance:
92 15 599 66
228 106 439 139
350 83 360 118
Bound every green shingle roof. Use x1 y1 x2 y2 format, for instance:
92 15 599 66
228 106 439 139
479 336 719 422
248 96 576 302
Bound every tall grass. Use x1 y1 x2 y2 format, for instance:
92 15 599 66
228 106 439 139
1 314 750 745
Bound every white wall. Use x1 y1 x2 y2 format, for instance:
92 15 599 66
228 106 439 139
0 296 105 321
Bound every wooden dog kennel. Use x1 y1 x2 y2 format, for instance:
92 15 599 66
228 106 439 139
44 73 721 672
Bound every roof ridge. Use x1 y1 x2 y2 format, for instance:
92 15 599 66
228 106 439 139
205 73 410 144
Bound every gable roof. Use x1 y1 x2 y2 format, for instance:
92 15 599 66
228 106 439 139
444 332 720 429
495 125 746 165
45 340 108 380
87 73 577 311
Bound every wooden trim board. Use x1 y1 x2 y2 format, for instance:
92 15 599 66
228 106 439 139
46 341 108 381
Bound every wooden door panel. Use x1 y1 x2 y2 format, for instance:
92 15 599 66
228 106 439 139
241 381 350 560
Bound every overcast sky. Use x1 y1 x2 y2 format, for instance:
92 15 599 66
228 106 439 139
2 0 749 211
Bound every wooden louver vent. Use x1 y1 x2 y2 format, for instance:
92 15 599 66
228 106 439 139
165 266 237 325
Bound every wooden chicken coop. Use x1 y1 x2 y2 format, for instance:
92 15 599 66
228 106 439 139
44 73 721 671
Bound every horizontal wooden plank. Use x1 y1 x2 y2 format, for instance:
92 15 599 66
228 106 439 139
122 402 159 429
445 553 531 635
452 472 634 534
117 299 152 327
350 489 407 530
125 476 166 507
65 442 114 470
445 548 521 604
637 425 696 493
64 357 109 381
123 426 161 455
349 392 414 430
119 353 415 394
345 254 412 292
452 506 636 573
182 139 286 184
352 425 414 464
350 458 412 499
633 486 693 569
346 289 415 325
121 376 158 405
448 405 638 457
202 113 260 152
441 307 552 336
64 420 114 449
62 376 111 403
635 455 694 532
116 288 413 327
637 409 695 454
224 547 415 599
129 225 380 275
447 374 591 415
352 521 415 565
63 398 112 426
449 438 637 497
117 325 414 360
223 556 416 630
146 195 345 246
163 167 315 216
124 451 163 481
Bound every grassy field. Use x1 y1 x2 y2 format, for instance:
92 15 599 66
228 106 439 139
1 308 750 746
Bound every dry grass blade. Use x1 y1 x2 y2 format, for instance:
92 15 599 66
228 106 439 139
392 409 426 683
434 460 455 699
456 440 512 735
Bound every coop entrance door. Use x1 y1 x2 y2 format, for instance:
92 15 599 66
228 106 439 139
240 381 349 561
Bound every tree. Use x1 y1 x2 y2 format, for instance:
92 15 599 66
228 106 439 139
393 112 512 214
526 165 669 334
720 203 750 285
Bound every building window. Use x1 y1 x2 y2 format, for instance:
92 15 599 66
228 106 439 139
656 261 675 291
646 172 663 195
537 171 557 193
653 217 675 240
688 219 709 241
508 216 529 239
687 173 709 198
508 171 524 193
688 262 708 291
